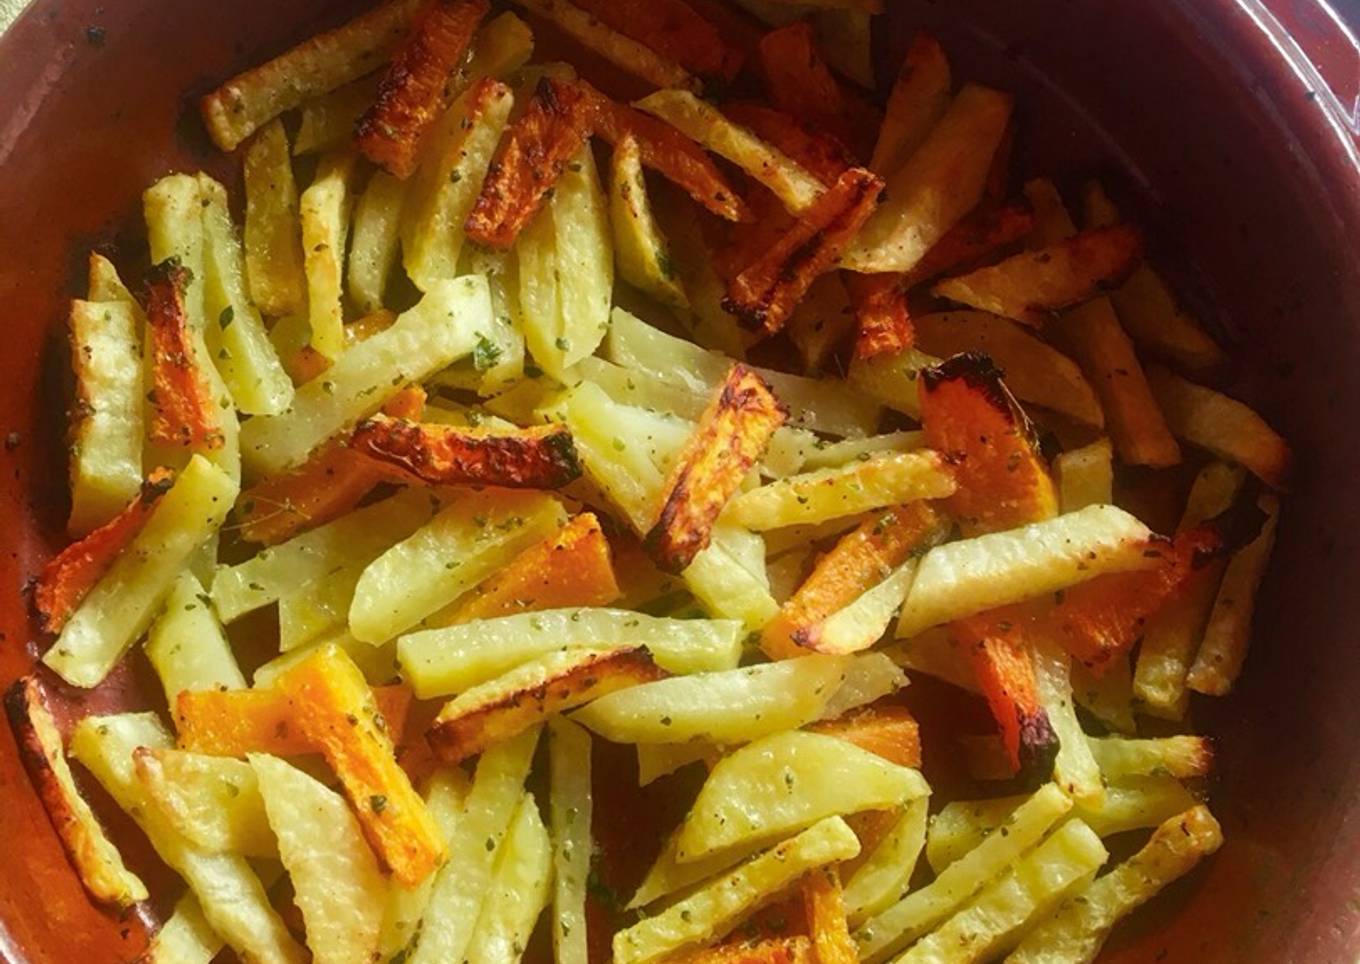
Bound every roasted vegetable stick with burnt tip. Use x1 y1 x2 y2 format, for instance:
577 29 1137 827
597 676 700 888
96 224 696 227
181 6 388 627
144 263 223 451
646 365 786 572
845 272 914 362
954 619 1059 779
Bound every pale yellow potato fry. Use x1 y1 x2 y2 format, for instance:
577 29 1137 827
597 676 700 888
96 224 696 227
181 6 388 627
913 311 1104 427
1033 639 1104 807
200 0 422 151
814 559 918 655
855 784 1073 962
883 628 979 694
66 298 144 537
145 572 246 709
240 276 486 475
676 731 928 861
819 651 910 719
847 347 940 420
142 892 221 964
507 0 695 90
1071 654 1135 735
5 677 147 908
87 251 137 303
573 654 851 745
843 796 929 925
842 84 1012 273
294 74 382 156
1055 438 1113 513
896 504 1155 639
398 607 743 698
250 753 386 964
428 249 528 396
609 134 688 311
1189 492 1280 694
198 174 295 415
871 33 951 176
553 143 615 370
1087 735 1214 781
726 451 957 531
300 151 357 361
406 727 539 964
635 89 825 214
1008 806 1223 964
244 117 308 315
613 817 862 964
212 490 432 622
43 456 237 688
549 719 592 964
278 566 362 652
1146 366 1290 488
888 820 1108 964
682 523 780 631
574 356 707 420
402 79 516 293
516 180 568 377
71 714 306 964
797 432 925 473
349 490 565 643
467 792 554 964
347 171 406 314
135 749 273 857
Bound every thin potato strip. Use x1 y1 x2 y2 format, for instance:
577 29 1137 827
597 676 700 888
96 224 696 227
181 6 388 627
299 150 356 360
465 77 595 249
133 749 274 858
139 892 221 964
350 413 582 488
646 365 787 572
200 0 423 151
870 32 951 176
842 797 929 925
5 678 148 908
466 792 554 964
803 866 858 964
294 74 383 156
145 572 248 707
1087 735 1214 781
572 0 744 82
609 132 690 310
786 273 856 374
427 645 664 762
549 718 592 964
347 170 406 313
1055 438 1114 511
356 0 490 178
725 167 884 336
144 263 223 451
1033 638 1104 805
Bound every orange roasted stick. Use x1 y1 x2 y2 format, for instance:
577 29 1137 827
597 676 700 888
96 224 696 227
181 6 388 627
350 414 582 489
439 512 621 624
953 618 1058 778
724 166 883 336
356 0 490 178
845 272 913 361
919 352 1058 537
903 197 1037 289
757 21 852 148
722 101 852 188
572 0 744 83
235 385 426 545
645 365 787 572
34 468 175 633
584 83 750 222
465 77 595 249
801 866 858 964
175 683 414 756
809 704 922 768
762 502 944 659
144 262 223 450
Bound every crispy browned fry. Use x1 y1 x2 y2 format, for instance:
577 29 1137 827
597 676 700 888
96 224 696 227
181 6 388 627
644 365 786 572
350 414 583 489
844 272 913 361
144 262 223 450
724 167 883 335
572 0 744 83
669 937 816 964
35 468 174 633
802 866 858 964
6 677 148 908
275 647 443 886
762 502 944 660
953 620 1058 779
236 386 425 545
585 83 750 222
933 225 1142 327
920 352 1058 536
439 512 621 623
356 0 490 178
427 646 665 763
809 704 922 768
721 102 852 188
464 77 595 249
757 21 851 148
903 198 1036 288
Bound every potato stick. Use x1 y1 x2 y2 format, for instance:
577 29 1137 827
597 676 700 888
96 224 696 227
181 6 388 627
848 346 939 420
1034 638 1104 805
507 0 696 90
5 678 148 908
428 645 663 762
1087 735 1214 781
549 719 592 964
294 74 383 156
787 273 856 374
144 263 224 451
843 797 929 924
140 892 221 964
67 298 144 536
299 150 356 360
465 791 553 964
572 0 744 82
1055 438 1114 511
43 456 236 688
551 142 615 372
636 89 826 214
356 0 490 178
1008 806 1223 964
721 102 853 187
647 365 786 571
1188 491 1279 694
871 33 951 176
135 749 274 858
145 571 247 709
609 133 690 310
1071 653 1135 734
903 199 1038 289
347 170 405 313
200 0 423 151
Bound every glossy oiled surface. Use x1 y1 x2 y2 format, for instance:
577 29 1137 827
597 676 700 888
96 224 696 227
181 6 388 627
0 1 1358 961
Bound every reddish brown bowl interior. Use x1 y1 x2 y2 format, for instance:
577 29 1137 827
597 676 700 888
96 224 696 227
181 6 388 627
1 0 1358 961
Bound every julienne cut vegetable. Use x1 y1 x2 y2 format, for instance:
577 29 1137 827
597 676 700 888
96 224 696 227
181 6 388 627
14 0 1289 961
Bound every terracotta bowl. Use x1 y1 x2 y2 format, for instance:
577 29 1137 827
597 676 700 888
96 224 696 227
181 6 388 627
0 0 1357 961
